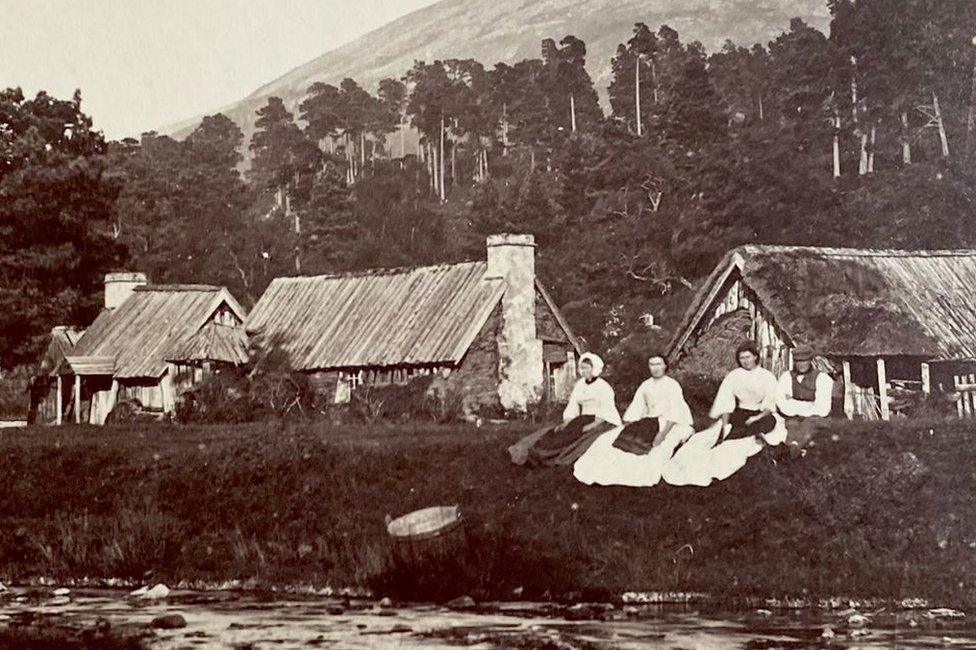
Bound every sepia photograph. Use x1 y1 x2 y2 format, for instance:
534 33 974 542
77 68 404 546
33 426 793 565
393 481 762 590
1 0 975 647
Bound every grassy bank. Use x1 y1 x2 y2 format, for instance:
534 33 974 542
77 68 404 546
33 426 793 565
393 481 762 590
0 419 974 608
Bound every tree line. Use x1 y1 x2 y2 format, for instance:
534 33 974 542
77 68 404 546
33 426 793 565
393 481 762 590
2 0 976 372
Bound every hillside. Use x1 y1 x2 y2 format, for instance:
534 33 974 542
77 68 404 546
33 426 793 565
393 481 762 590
164 0 828 141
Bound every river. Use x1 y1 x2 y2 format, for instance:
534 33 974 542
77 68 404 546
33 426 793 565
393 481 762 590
0 588 973 648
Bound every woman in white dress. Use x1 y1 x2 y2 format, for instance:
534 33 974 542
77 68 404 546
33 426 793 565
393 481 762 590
663 342 787 487
508 352 621 467
574 354 694 487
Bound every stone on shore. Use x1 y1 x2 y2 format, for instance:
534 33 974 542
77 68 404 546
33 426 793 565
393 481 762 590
150 613 187 629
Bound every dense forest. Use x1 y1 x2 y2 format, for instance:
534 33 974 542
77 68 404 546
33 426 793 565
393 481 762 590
3 0 976 380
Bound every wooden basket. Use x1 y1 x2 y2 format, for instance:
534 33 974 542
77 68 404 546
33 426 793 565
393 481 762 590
386 505 465 566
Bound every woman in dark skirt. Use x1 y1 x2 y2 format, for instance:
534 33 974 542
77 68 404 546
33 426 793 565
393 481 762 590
508 353 622 467
663 342 787 487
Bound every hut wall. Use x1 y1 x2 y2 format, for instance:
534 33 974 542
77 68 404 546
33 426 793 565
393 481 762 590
119 379 165 411
307 371 341 404
536 291 569 343
444 304 503 413
681 277 791 377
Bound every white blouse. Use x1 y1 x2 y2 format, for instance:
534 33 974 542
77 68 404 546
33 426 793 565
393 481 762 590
623 376 694 427
710 367 779 419
777 371 834 418
563 377 622 426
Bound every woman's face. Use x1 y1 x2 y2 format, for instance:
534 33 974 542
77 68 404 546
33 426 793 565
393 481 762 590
738 350 759 370
648 357 667 379
579 359 595 380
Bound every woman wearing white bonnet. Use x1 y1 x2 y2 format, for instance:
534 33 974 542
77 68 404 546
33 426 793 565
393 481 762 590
508 352 621 467
561 352 621 426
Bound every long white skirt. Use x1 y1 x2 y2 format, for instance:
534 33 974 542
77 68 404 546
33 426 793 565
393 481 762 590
662 417 787 488
573 421 695 487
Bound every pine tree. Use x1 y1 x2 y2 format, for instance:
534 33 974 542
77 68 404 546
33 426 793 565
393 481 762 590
0 88 125 366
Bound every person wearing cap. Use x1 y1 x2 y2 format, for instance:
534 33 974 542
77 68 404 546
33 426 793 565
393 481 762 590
777 345 833 419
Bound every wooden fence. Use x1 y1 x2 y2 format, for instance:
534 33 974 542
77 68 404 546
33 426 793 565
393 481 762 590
953 374 976 418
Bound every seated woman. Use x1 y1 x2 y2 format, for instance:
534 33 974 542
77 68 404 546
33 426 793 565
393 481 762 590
663 342 787 487
574 353 694 487
508 352 621 467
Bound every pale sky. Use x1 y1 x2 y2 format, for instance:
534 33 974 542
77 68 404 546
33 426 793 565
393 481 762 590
2 0 440 139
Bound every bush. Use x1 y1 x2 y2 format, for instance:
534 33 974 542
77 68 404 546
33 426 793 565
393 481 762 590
176 370 254 424
349 375 466 423
673 370 721 424
0 365 30 419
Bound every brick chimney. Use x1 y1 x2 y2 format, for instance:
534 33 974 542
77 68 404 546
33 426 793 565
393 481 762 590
104 272 148 310
485 234 544 411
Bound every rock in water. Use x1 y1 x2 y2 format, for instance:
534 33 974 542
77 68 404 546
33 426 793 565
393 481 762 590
446 595 476 610
136 583 170 600
378 597 393 608
821 627 835 639
847 613 869 628
151 613 187 629
53 587 70 596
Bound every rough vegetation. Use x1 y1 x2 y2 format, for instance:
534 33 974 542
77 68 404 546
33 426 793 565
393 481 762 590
0 419 973 608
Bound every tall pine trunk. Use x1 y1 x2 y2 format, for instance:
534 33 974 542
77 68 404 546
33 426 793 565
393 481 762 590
833 112 842 179
570 93 577 133
858 131 869 176
439 114 446 202
867 123 876 174
758 93 764 121
651 60 658 104
901 111 912 164
635 54 643 137
933 92 950 158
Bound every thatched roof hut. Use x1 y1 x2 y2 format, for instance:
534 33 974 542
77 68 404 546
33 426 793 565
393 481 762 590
668 245 976 419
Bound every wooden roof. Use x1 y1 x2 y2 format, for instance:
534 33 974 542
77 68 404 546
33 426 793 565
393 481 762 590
69 285 247 378
36 326 84 377
246 261 506 371
668 245 976 361
165 321 249 365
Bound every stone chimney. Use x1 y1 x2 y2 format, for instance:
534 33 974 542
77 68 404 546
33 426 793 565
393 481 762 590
485 234 544 411
104 272 148 310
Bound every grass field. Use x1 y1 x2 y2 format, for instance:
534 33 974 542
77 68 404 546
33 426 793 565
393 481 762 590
0 418 974 608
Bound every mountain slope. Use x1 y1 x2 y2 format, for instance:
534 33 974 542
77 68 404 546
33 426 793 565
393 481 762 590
165 0 829 141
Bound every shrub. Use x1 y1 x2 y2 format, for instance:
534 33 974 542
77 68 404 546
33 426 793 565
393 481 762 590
0 365 30 419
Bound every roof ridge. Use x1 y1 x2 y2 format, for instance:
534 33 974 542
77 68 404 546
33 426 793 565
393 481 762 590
134 284 224 292
273 259 484 282
737 244 976 258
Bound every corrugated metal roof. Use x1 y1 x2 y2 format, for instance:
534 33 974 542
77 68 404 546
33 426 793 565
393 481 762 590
669 245 976 360
70 285 247 378
165 322 249 365
246 261 506 371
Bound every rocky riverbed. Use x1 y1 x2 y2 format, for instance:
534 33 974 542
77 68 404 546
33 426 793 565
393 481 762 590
1 586 974 649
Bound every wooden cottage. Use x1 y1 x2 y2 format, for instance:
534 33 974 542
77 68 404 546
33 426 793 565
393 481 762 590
55 273 247 424
667 245 976 420
246 234 581 413
27 326 84 424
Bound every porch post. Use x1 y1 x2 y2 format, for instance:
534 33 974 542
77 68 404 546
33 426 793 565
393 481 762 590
877 358 890 420
921 363 931 395
842 360 854 419
73 374 82 424
55 375 63 425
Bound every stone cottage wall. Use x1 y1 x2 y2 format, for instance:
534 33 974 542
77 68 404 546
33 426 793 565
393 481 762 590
443 304 503 414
